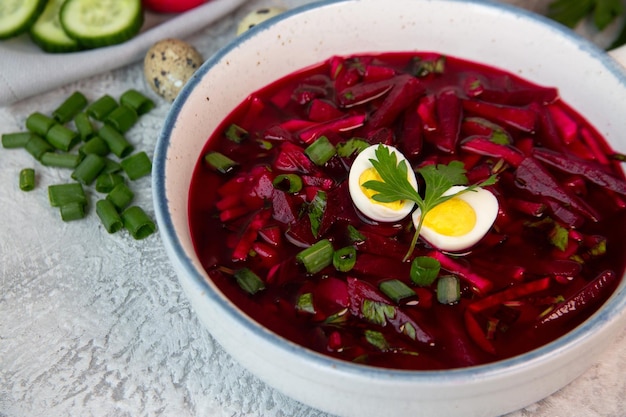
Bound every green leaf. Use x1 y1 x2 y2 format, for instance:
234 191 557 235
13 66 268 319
361 299 396 326
594 0 623 30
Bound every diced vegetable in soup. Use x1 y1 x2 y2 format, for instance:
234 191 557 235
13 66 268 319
188 52 626 370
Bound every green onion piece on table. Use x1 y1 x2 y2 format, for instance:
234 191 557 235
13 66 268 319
96 199 123 233
106 182 134 210
86 94 118 120
25 134 54 160
40 152 82 169
60 201 86 221
121 151 152 180
19 168 35 191
25 112 56 136
52 91 87 124
74 112 96 142
120 89 154 115
95 173 125 193
305 136 336 166
46 124 80 151
121 206 156 239
79 136 110 156
2 132 32 149
99 124 133 158
296 239 334 274
102 157 122 174
48 182 87 207
105 104 138 133
72 153 106 185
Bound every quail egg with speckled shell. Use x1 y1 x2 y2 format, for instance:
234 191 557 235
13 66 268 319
144 38 204 102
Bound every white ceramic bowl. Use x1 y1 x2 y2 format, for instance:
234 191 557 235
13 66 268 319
153 1 626 416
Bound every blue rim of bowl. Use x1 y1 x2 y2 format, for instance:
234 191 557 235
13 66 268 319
154 0 626 384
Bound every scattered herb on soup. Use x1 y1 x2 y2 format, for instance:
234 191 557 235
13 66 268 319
188 52 626 370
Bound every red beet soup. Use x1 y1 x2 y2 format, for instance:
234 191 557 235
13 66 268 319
188 52 626 370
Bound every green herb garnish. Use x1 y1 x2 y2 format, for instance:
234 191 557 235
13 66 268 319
547 0 626 48
362 144 497 260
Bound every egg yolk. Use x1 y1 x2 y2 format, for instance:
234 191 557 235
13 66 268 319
359 168 405 211
423 197 476 236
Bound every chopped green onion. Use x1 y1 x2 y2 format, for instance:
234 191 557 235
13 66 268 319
121 206 156 239
71 153 106 185
336 137 370 157
364 329 390 351
25 112 56 136
379 279 417 304
106 182 134 210
79 136 110 156
120 89 154 115
102 157 122 174
99 125 133 158
40 152 82 169
225 123 248 143
105 104 138 133
296 292 316 314
52 91 88 123
48 182 87 207
296 239 334 274
19 168 35 191
272 174 303 193
204 151 238 174
333 246 357 272
86 94 118 120
437 275 461 305
95 173 124 193
120 151 152 180
233 267 266 295
2 132 32 148
308 190 327 238
305 136 336 166
46 124 80 152
410 256 441 286
74 112 96 141
60 201 86 221
25 134 54 160
95 199 123 233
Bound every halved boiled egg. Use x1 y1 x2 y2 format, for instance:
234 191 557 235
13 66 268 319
411 185 498 252
348 144 417 222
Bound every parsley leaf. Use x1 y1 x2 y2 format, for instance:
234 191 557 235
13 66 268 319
361 144 497 260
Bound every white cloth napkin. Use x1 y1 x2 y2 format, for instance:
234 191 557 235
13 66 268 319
0 0 247 107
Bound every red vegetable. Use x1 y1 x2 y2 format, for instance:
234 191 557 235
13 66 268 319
532 147 626 195
142 0 206 13
537 270 618 328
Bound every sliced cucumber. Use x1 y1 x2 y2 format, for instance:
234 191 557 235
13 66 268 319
60 0 143 49
0 0 46 39
30 0 82 53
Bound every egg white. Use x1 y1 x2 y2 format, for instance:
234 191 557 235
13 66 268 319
348 144 417 222
412 185 498 252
